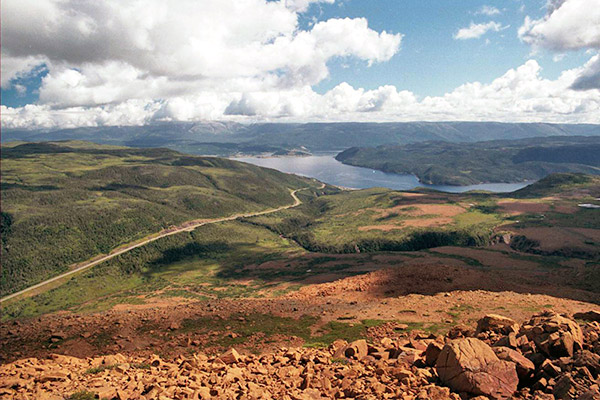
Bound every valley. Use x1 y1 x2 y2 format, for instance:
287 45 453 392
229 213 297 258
4 1 600 398
1 141 599 400
0 141 321 298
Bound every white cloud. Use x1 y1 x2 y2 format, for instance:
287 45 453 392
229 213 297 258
0 55 46 88
1 0 600 128
518 0 600 51
3 58 599 129
13 84 27 96
417 59 599 122
1 100 164 130
518 0 600 90
1 0 401 100
454 21 507 40
475 6 501 16
284 0 335 12
553 54 566 62
0 0 405 128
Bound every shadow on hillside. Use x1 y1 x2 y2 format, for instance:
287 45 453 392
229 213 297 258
145 238 600 306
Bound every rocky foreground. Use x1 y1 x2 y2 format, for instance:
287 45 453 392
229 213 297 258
1 311 600 400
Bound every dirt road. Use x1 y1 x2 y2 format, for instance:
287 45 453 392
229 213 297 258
0 187 308 304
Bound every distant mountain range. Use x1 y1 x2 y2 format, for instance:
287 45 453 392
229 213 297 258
4 122 600 155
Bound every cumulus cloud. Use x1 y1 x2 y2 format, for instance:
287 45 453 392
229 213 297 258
1 0 401 103
518 0 600 90
3 58 599 129
2 0 600 128
571 55 600 90
454 21 507 40
518 0 600 51
1 100 165 130
0 55 46 88
417 59 599 122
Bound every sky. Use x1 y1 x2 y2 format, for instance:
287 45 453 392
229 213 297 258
1 0 600 129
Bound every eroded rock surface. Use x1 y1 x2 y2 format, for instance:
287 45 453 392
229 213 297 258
1 311 600 399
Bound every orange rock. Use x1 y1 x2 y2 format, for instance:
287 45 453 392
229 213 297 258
521 312 583 358
344 340 369 359
477 315 519 335
492 346 535 381
425 341 444 367
220 348 241 365
436 338 518 399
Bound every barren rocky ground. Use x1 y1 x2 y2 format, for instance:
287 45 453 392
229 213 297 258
2 309 600 399
2 256 600 400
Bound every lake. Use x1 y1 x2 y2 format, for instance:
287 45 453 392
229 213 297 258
232 154 533 193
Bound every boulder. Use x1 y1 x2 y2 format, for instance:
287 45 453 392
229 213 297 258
494 332 518 349
521 311 583 358
574 350 600 377
493 346 535 381
220 348 240 365
436 338 518 399
344 340 369 359
447 324 475 339
477 315 519 335
425 341 444 367
331 339 349 359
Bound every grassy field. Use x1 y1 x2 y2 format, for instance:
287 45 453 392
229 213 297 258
1 141 322 297
246 188 502 253
1 221 306 319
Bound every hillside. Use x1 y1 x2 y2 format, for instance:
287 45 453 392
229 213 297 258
0 141 318 297
3 168 599 321
335 136 600 185
3 121 600 155
1 168 599 399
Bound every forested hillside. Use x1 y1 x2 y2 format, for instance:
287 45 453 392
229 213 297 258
0 141 316 296
336 136 600 185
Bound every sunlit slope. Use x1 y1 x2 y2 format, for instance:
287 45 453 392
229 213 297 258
0 141 317 296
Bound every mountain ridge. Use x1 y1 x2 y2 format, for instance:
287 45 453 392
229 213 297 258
4 121 600 155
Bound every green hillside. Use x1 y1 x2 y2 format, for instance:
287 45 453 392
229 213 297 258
335 136 600 186
0 141 317 296
2 171 599 321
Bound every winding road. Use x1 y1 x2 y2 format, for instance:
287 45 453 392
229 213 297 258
0 187 310 304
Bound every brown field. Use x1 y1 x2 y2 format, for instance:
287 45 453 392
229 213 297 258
359 203 465 230
375 203 466 219
431 246 541 270
497 200 551 215
511 226 600 252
